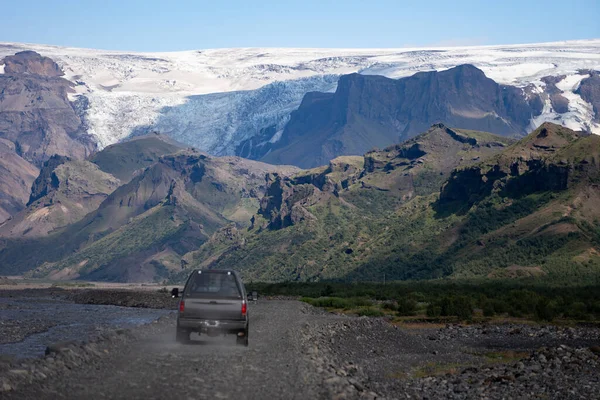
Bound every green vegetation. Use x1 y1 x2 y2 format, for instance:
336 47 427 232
252 281 600 322
188 123 600 285
2 123 599 288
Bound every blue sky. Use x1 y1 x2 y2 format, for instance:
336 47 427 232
2 0 599 51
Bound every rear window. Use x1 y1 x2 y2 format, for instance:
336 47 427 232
185 271 242 299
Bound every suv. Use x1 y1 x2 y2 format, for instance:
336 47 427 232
172 269 249 346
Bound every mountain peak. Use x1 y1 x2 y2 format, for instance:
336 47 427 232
518 122 587 154
1 50 64 77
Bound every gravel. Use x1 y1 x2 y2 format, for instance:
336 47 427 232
0 319 58 345
1 291 599 399
304 316 600 399
66 289 179 309
0 301 363 399
401 345 600 399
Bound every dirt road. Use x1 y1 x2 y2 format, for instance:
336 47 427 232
1 297 599 399
3 301 368 400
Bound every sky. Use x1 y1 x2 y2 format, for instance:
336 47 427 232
1 0 599 51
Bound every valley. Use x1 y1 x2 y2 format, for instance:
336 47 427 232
1 118 599 285
1 3 599 399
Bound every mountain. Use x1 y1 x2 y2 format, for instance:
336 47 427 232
259 65 543 167
89 133 186 182
0 134 184 238
0 51 96 165
0 155 120 238
0 138 298 281
179 123 600 284
0 40 597 161
179 124 514 279
0 138 39 223
576 70 600 122
0 51 97 223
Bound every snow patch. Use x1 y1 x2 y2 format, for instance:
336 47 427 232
531 73 600 135
555 74 588 92
269 129 284 144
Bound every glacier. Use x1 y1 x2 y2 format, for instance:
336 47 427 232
0 39 599 155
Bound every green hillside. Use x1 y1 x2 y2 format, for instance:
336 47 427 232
181 123 600 284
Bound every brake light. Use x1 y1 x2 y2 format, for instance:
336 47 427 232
241 301 247 316
179 300 185 313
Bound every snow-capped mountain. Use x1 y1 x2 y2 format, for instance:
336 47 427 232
1 40 598 155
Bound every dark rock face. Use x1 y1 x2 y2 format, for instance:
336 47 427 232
576 70 600 122
0 51 96 167
260 65 543 168
0 51 97 223
1 51 64 77
27 155 71 205
0 139 39 223
259 173 318 230
437 123 593 212
541 76 570 114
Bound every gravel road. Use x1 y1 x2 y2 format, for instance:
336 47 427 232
1 294 599 399
2 301 370 400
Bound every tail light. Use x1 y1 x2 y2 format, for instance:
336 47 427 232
241 301 247 316
179 300 185 313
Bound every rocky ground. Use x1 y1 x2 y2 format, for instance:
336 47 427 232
0 277 17 286
310 317 600 399
0 289 67 345
66 288 179 309
0 290 598 399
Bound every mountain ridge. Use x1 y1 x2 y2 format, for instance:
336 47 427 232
1 40 597 158
259 65 542 167
180 122 600 283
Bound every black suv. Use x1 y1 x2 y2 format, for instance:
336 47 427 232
172 269 249 346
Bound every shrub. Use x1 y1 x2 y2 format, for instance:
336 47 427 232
440 296 473 320
564 302 589 320
396 297 418 316
507 290 540 315
426 303 442 317
482 300 496 317
535 298 558 321
357 307 384 317
300 296 371 309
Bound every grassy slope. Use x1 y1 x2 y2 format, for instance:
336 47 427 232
0 148 298 280
182 126 514 281
184 124 600 284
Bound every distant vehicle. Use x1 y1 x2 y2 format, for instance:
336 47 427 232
171 269 250 346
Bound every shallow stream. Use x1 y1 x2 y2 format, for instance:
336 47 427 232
0 296 172 358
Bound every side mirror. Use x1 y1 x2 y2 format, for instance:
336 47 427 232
171 288 179 298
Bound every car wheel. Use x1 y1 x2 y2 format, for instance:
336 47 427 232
176 328 190 344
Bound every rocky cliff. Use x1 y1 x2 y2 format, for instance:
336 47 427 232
0 51 97 223
260 65 544 168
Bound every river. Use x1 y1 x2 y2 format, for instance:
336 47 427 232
0 295 172 359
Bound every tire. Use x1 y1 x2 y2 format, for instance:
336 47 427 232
236 328 249 347
176 328 190 344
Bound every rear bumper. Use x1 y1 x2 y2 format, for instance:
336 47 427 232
177 317 248 334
